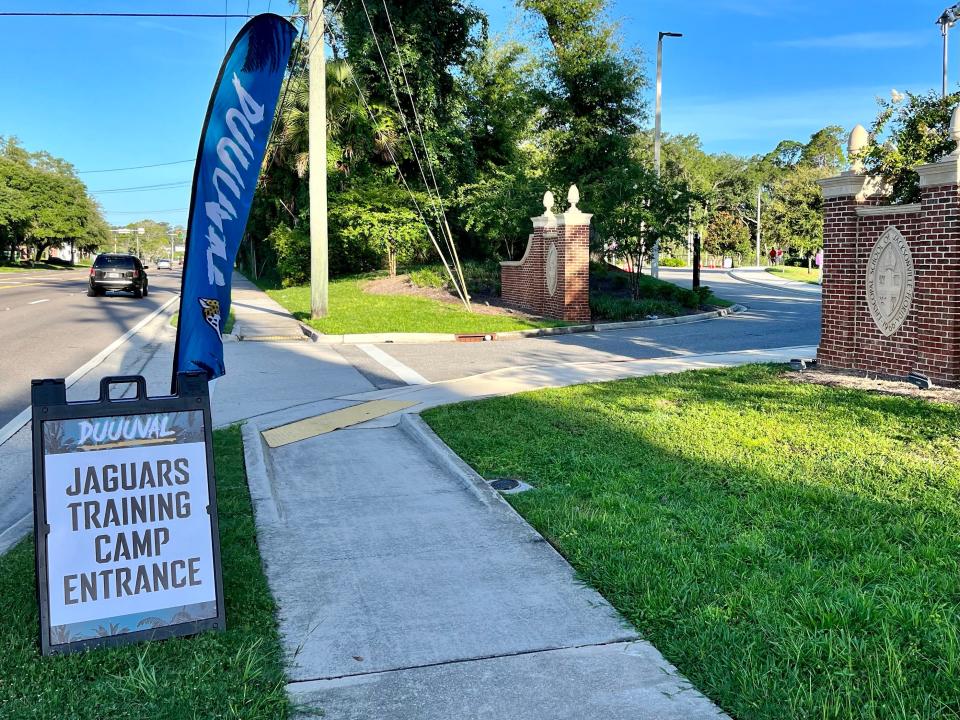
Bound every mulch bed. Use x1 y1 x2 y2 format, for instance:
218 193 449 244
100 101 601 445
361 274 555 321
786 366 960 405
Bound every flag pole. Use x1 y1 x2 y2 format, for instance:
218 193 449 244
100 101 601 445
309 2 328 318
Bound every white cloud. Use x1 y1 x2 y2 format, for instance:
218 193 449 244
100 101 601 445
777 32 929 50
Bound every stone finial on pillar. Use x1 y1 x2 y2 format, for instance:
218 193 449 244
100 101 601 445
948 106 960 157
567 184 580 212
848 124 868 174
543 190 556 215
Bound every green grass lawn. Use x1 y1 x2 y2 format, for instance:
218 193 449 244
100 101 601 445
260 273 569 335
767 265 821 285
424 365 960 720
0 427 290 719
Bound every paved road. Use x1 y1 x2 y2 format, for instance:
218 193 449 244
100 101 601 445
0 267 183 430
350 269 821 385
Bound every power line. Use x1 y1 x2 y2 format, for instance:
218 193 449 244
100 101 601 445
0 12 265 18
79 159 194 174
105 208 189 215
91 181 191 195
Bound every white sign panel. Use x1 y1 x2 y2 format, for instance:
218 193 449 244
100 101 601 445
40 411 218 646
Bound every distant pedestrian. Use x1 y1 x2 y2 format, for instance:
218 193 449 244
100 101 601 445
769 247 777 266
815 249 823 268
776 248 784 265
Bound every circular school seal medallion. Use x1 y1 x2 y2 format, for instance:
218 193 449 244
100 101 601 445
546 242 559 297
866 226 915 337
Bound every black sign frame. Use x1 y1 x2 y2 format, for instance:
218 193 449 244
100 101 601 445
31 372 226 656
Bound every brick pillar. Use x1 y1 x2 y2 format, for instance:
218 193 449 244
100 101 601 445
501 186 592 322
816 124 960 386
817 172 886 369
913 159 960 383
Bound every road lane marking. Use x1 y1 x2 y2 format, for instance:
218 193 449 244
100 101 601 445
356 343 430 386
0 283 41 291
0 293 180 447
28 298 49 305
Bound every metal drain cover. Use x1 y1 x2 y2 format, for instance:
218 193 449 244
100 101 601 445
490 478 520 491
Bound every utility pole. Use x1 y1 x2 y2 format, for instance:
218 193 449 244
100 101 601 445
755 185 762 266
652 31 682 279
309 2 328 318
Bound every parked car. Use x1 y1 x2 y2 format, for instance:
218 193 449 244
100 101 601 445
88 254 149 298
157 258 172 270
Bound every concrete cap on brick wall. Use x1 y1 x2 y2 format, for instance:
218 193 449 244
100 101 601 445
916 106 960 186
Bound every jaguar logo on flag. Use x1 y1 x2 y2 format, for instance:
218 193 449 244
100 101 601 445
866 226 915 337
198 298 222 339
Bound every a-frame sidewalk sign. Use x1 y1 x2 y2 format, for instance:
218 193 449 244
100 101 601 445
31 372 225 656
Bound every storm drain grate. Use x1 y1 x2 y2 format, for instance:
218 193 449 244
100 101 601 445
488 477 533 494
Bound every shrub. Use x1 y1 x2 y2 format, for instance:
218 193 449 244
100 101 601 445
590 294 683 321
660 257 686 267
328 186 432 277
267 223 310 287
409 267 447 289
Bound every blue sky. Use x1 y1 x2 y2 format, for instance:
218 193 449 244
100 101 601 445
0 0 951 227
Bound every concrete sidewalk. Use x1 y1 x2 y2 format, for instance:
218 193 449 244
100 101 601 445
230 272 308 340
244 410 727 719
728 266 821 295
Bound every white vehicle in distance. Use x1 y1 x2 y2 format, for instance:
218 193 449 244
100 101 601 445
157 258 172 270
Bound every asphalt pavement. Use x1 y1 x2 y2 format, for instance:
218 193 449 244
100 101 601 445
357 269 821 384
0 266 183 430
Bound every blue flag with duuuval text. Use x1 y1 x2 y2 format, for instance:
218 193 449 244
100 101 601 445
173 13 296 388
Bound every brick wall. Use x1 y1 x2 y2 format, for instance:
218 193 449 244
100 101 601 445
819 179 960 386
501 216 591 323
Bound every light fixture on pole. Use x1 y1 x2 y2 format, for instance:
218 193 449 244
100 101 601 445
652 30 683 279
937 4 960 97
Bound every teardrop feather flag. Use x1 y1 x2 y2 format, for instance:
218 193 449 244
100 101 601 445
172 13 296 390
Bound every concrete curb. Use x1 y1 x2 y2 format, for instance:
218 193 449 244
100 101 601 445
727 268 821 295
299 304 747 345
399 414 504 509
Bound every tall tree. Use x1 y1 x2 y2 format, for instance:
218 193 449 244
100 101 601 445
521 0 645 229
860 90 959 203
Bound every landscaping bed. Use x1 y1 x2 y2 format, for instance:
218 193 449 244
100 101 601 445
424 364 960 720
0 427 290 720
258 261 731 335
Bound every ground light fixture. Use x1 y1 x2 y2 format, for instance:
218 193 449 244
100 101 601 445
938 4 960 96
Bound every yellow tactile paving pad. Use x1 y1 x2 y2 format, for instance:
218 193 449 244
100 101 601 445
261 400 418 448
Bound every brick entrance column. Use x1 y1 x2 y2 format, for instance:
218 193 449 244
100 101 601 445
817 120 960 386
500 186 591 323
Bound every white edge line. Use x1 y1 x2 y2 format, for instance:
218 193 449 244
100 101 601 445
28 298 50 305
357 343 431 386
0 294 180 447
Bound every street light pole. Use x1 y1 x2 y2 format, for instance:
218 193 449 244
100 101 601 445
652 31 682 279
309 2 329 318
755 185 762 266
938 5 960 97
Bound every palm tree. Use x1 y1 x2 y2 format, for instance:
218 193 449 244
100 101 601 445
266 59 402 180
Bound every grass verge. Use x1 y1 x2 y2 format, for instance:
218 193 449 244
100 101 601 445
258 272 569 335
767 265 821 285
0 262 83 273
0 426 290 719
423 364 960 719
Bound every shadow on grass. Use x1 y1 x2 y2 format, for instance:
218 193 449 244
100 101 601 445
424 364 960 720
